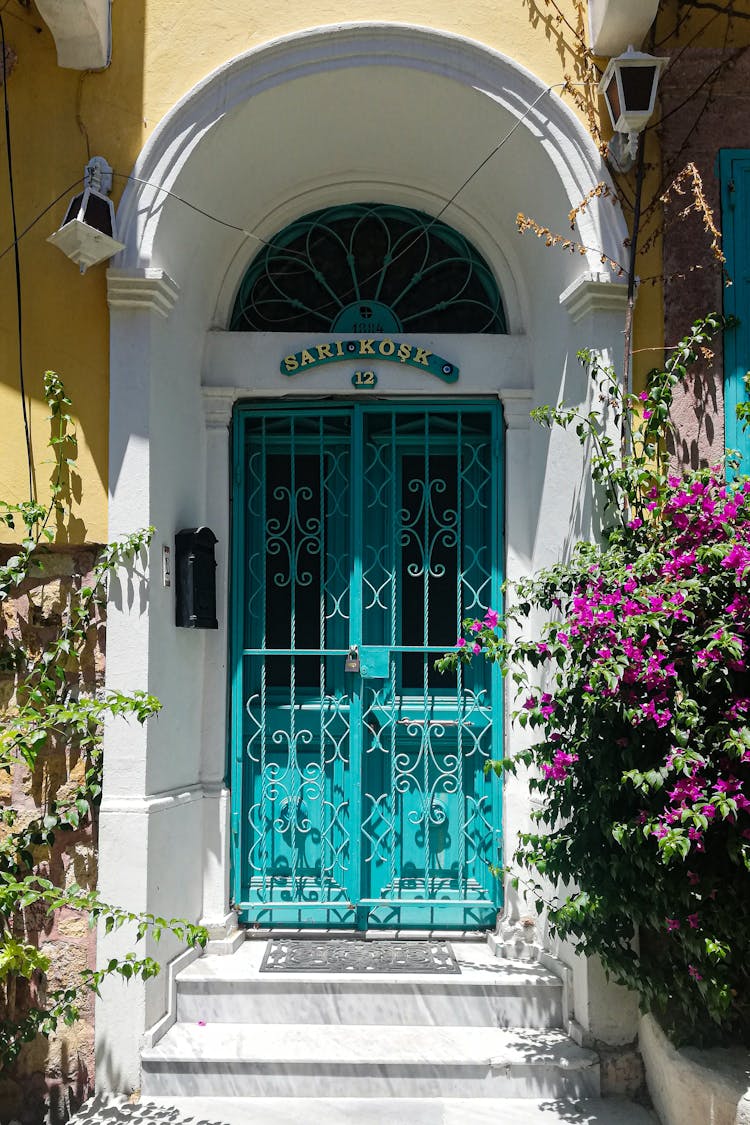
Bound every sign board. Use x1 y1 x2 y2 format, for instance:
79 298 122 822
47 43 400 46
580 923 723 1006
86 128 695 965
280 339 459 384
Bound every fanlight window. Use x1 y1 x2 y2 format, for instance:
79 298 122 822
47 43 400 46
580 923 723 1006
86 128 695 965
230 204 507 334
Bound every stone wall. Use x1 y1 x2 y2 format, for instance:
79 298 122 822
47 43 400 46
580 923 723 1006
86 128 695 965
0 548 104 1125
659 47 750 470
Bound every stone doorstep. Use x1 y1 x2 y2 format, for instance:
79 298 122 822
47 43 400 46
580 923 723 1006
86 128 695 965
178 937 560 983
144 1021 596 1067
74 1095 659 1125
140 1023 601 1099
173 939 565 1028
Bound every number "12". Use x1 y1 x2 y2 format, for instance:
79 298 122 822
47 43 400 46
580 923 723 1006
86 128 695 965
352 370 377 387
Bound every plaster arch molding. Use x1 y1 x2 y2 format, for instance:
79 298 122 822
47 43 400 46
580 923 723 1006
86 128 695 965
114 21 627 293
98 21 631 1092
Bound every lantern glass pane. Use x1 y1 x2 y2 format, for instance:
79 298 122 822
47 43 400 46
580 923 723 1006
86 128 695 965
620 66 657 113
62 192 84 226
605 73 621 124
82 193 114 237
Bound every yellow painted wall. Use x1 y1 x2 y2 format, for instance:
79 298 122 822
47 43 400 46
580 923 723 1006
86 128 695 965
1 0 654 542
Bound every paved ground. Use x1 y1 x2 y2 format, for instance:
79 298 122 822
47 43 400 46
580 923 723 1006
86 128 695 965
70 1094 659 1124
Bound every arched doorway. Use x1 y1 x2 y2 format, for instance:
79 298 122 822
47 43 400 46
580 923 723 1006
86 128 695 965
229 204 506 929
100 22 628 1085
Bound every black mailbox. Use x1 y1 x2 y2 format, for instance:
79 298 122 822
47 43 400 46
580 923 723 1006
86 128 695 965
175 527 218 629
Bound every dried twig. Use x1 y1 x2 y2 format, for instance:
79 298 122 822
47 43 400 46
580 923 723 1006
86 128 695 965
660 161 725 264
516 213 626 275
568 183 612 229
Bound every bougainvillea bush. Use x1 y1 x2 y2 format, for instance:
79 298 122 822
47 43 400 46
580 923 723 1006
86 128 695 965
441 315 750 1046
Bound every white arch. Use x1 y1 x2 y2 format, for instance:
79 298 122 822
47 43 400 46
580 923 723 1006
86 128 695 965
115 22 627 276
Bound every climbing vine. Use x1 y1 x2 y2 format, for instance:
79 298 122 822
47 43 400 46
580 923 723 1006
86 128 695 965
0 373 206 1071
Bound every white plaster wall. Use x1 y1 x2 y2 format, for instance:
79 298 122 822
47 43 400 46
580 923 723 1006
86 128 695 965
99 23 631 1090
641 1014 750 1125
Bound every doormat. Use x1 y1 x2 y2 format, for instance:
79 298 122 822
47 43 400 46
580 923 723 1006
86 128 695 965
259 938 461 974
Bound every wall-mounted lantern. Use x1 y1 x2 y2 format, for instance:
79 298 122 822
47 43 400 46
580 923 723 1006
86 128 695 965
175 527 218 630
47 155 124 273
599 46 668 170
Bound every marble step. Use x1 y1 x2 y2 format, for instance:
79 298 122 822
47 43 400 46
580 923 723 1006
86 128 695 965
133 1096 657 1125
175 940 564 1028
140 1023 600 1099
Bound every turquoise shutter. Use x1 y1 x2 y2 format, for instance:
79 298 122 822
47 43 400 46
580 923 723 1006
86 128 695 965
722 150 750 474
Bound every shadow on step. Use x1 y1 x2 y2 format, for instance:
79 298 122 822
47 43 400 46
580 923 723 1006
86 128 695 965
71 1095 227 1125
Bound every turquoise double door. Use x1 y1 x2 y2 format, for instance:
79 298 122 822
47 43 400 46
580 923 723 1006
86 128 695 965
230 402 503 929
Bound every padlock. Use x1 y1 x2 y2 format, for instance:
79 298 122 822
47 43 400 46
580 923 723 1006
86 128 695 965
345 645 360 673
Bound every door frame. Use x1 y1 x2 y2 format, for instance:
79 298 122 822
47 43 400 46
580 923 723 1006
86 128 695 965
228 398 505 929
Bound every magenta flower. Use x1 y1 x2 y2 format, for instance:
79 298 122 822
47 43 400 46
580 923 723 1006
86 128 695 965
472 642 481 655
539 693 556 718
722 543 750 576
666 918 680 932
541 749 579 782
688 965 703 982
687 871 700 885
456 637 466 649
470 621 482 633
483 608 499 629
687 913 700 930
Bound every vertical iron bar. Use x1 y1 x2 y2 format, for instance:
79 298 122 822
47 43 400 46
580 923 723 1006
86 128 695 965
230 410 244 910
422 412 430 901
319 416 328 903
259 418 268 902
289 416 298 900
389 410 398 901
456 412 466 898
491 406 504 887
350 405 364 921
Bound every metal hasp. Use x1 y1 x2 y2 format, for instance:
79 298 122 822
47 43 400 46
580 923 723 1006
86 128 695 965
175 527 218 629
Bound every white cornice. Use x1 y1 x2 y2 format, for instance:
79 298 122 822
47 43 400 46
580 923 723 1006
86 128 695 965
588 0 660 56
202 388 238 430
499 389 534 430
559 272 629 323
107 268 180 318
36 0 111 70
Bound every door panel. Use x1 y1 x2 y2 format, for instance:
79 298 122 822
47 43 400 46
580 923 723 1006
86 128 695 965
231 404 503 929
